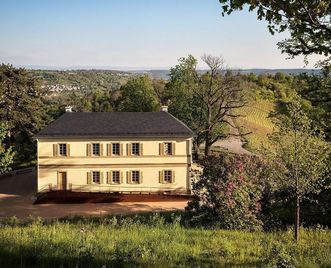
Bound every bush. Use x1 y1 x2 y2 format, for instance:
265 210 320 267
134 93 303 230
186 153 267 230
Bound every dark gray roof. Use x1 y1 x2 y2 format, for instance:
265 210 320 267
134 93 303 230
36 112 193 138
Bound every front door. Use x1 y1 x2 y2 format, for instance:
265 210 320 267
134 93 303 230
58 172 67 190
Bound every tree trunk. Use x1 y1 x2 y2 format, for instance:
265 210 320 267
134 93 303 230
204 131 211 156
193 140 199 160
295 195 300 242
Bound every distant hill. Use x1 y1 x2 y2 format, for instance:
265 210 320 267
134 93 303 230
130 69 321 80
27 68 321 93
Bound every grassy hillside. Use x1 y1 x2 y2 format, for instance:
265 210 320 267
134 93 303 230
235 99 275 152
0 214 330 267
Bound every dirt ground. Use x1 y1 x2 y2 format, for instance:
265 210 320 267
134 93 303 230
0 170 188 219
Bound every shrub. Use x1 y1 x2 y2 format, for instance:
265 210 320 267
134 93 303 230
186 153 267 230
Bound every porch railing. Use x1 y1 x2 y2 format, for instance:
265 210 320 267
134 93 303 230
38 183 189 195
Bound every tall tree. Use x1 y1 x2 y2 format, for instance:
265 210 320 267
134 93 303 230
0 64 45 148
198 55 245 155
166 55 246 156
0 123 14 174
219 1 331 58
265 100 330 241
119 76 160 112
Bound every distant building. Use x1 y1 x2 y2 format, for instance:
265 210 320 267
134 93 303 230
36 109 193 195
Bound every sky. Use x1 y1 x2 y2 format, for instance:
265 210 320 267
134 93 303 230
0 0 323 69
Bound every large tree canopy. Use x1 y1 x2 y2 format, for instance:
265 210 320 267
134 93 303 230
0 64 46 146
219 0 331 57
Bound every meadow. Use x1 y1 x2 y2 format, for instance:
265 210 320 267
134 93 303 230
0 213 330 268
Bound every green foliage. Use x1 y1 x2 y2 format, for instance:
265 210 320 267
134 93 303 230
166 55 245 155
219 0 331 58
0 64 46 138
265 100 330 199
118 75 160 112
0 123 14 174
0 215 330 267
186 154 267 230
0 64 46 167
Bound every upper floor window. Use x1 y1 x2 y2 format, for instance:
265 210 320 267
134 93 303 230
112 143 120 156
131 143 140 155
59 143 67 156
92 171 100 184
164 142 173 155
92 143 100 156
164 170 173 183
112 171 120 184
131 170 140 183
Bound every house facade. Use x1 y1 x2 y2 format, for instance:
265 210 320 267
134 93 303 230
36 110 193 195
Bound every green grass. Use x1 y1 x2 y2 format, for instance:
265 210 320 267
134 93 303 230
0 214 330 267
235 100 275 152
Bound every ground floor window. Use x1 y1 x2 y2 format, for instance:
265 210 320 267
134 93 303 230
164 170 173 183
131 170 140 183
92 171 100 184
112 171 120 184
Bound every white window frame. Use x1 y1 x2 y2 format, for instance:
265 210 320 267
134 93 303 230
131 143 140 155
58 143 67 156
164 170 172 183
92 171 100 184
112 143 120 156
131 170 140 183
92 143 100 156
112 171 120 184
164 142 173 155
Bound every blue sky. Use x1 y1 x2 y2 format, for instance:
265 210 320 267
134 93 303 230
0 0 322 69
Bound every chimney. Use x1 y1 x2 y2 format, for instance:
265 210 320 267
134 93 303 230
161 105 168 112
65 106 73 112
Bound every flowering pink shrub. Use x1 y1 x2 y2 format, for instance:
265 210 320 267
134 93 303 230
186 153 268 230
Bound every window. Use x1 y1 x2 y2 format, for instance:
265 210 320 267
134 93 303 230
164 142 173 155
112 143 120 156
112 171 120 184
59 144 67 156
92 143 100 156
131 171 140 183
164 170 172 183
92 171 100 184
131 143 140 155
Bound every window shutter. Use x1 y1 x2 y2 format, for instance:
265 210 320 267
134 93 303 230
87 144 91 156
100 144 103 156
127 171 131 183
107 171 111 184
172 170 175 183
140 171 143 184
120 171 123 184
159 143 164 156
172 143 176 155
120 143 123 156
159 171 163 184
139 143 143 156
127 144 131 156
87 172 92 184
107 144 110 156
53 144 58 157
100 172 104 184
67 144 70 157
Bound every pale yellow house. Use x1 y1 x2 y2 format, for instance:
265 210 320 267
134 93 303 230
36 109 193 195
